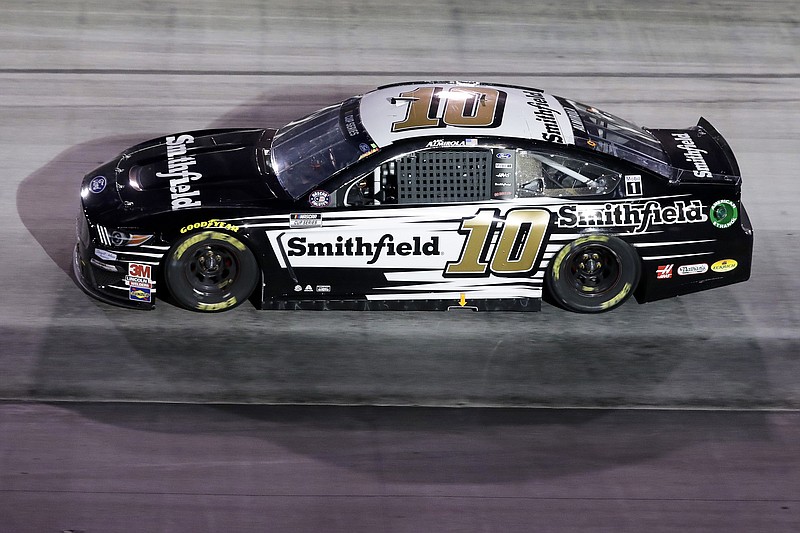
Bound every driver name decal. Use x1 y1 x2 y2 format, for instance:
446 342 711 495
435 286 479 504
157 134 204 210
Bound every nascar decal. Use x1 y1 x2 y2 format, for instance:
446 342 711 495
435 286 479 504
556 199 707 233
156 135 204 210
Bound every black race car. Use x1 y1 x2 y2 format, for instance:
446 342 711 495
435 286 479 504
74 81 752 313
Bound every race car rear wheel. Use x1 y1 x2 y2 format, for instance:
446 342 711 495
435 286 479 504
164 230 259 312
546 235 640 313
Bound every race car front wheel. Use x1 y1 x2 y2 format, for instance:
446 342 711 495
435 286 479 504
546 236 640 313
164 230 259 312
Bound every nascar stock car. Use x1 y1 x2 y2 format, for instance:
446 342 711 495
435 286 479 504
74 81 752 313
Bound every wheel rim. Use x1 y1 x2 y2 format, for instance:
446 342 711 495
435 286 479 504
567 245 621 294
183 243 241 298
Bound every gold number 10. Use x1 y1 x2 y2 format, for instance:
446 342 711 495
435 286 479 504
392 87 505 132
446 209 550 275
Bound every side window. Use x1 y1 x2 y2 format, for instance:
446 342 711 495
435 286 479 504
342 148 494 206
516 150 622 198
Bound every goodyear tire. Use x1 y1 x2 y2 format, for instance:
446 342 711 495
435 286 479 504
546 235 640 313
164 230 259 312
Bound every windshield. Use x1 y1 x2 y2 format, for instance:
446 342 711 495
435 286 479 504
270 97 378 199
567 100 672 178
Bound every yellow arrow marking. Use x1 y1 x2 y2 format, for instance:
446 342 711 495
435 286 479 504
459 293 467 306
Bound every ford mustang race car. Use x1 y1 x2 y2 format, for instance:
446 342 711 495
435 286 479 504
74 81 752 313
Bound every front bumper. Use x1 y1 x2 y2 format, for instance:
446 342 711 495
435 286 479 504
73 241 155 310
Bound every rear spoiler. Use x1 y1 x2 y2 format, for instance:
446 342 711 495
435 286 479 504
697 117 741 178
648 118 741 184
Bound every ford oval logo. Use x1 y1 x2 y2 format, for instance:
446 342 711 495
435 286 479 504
89 175 107 194
496 153 512 159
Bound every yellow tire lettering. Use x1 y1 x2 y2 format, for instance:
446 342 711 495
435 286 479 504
197 296 237 311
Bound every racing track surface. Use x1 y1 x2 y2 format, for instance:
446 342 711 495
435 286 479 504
1 0 799 531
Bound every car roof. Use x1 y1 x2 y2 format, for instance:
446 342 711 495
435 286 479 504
359 81 577 149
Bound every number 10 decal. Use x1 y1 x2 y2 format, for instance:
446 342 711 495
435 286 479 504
446 209 551 276
391 87 506 132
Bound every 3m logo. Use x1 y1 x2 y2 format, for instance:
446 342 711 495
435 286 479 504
446 209 550 276
656 264 673 279
129 263 152 280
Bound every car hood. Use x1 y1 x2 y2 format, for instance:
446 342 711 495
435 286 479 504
114 128 279 213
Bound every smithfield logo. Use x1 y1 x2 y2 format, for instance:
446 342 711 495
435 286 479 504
677 263 708 276
672 133 712 178
710 200 738 229
286 234 440 265
711 259 738 273
556 200 707 233
156 135 204 210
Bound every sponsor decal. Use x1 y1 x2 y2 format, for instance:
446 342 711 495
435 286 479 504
495 163 513 169
287 234 440 265
94 248 117 261
495 172 511 178
656 264 674 279
586 139 597 148
425 138 478 148
564 105 586 133
624 175 642 197
129 286 151 303
180 219 239 234
359 143 371 153
304 285 313 292
358 144 380 160
289 213 323 228
496 152 512 159
309 190 331 208
125 262 153 288
678 263 708 276
523 88 566 143
316 285 331 293
710 199 739 229
344 113 360 137
156 134 204 210
493 191 512 197
89 175 107 194
556 200 707 233
672 133 712 178
294 284 303 292
711 259 738 273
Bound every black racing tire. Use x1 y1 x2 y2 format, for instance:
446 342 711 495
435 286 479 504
164 230 259 312
546 235 640 313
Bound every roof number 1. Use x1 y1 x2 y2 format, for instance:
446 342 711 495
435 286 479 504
391 87 506 132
